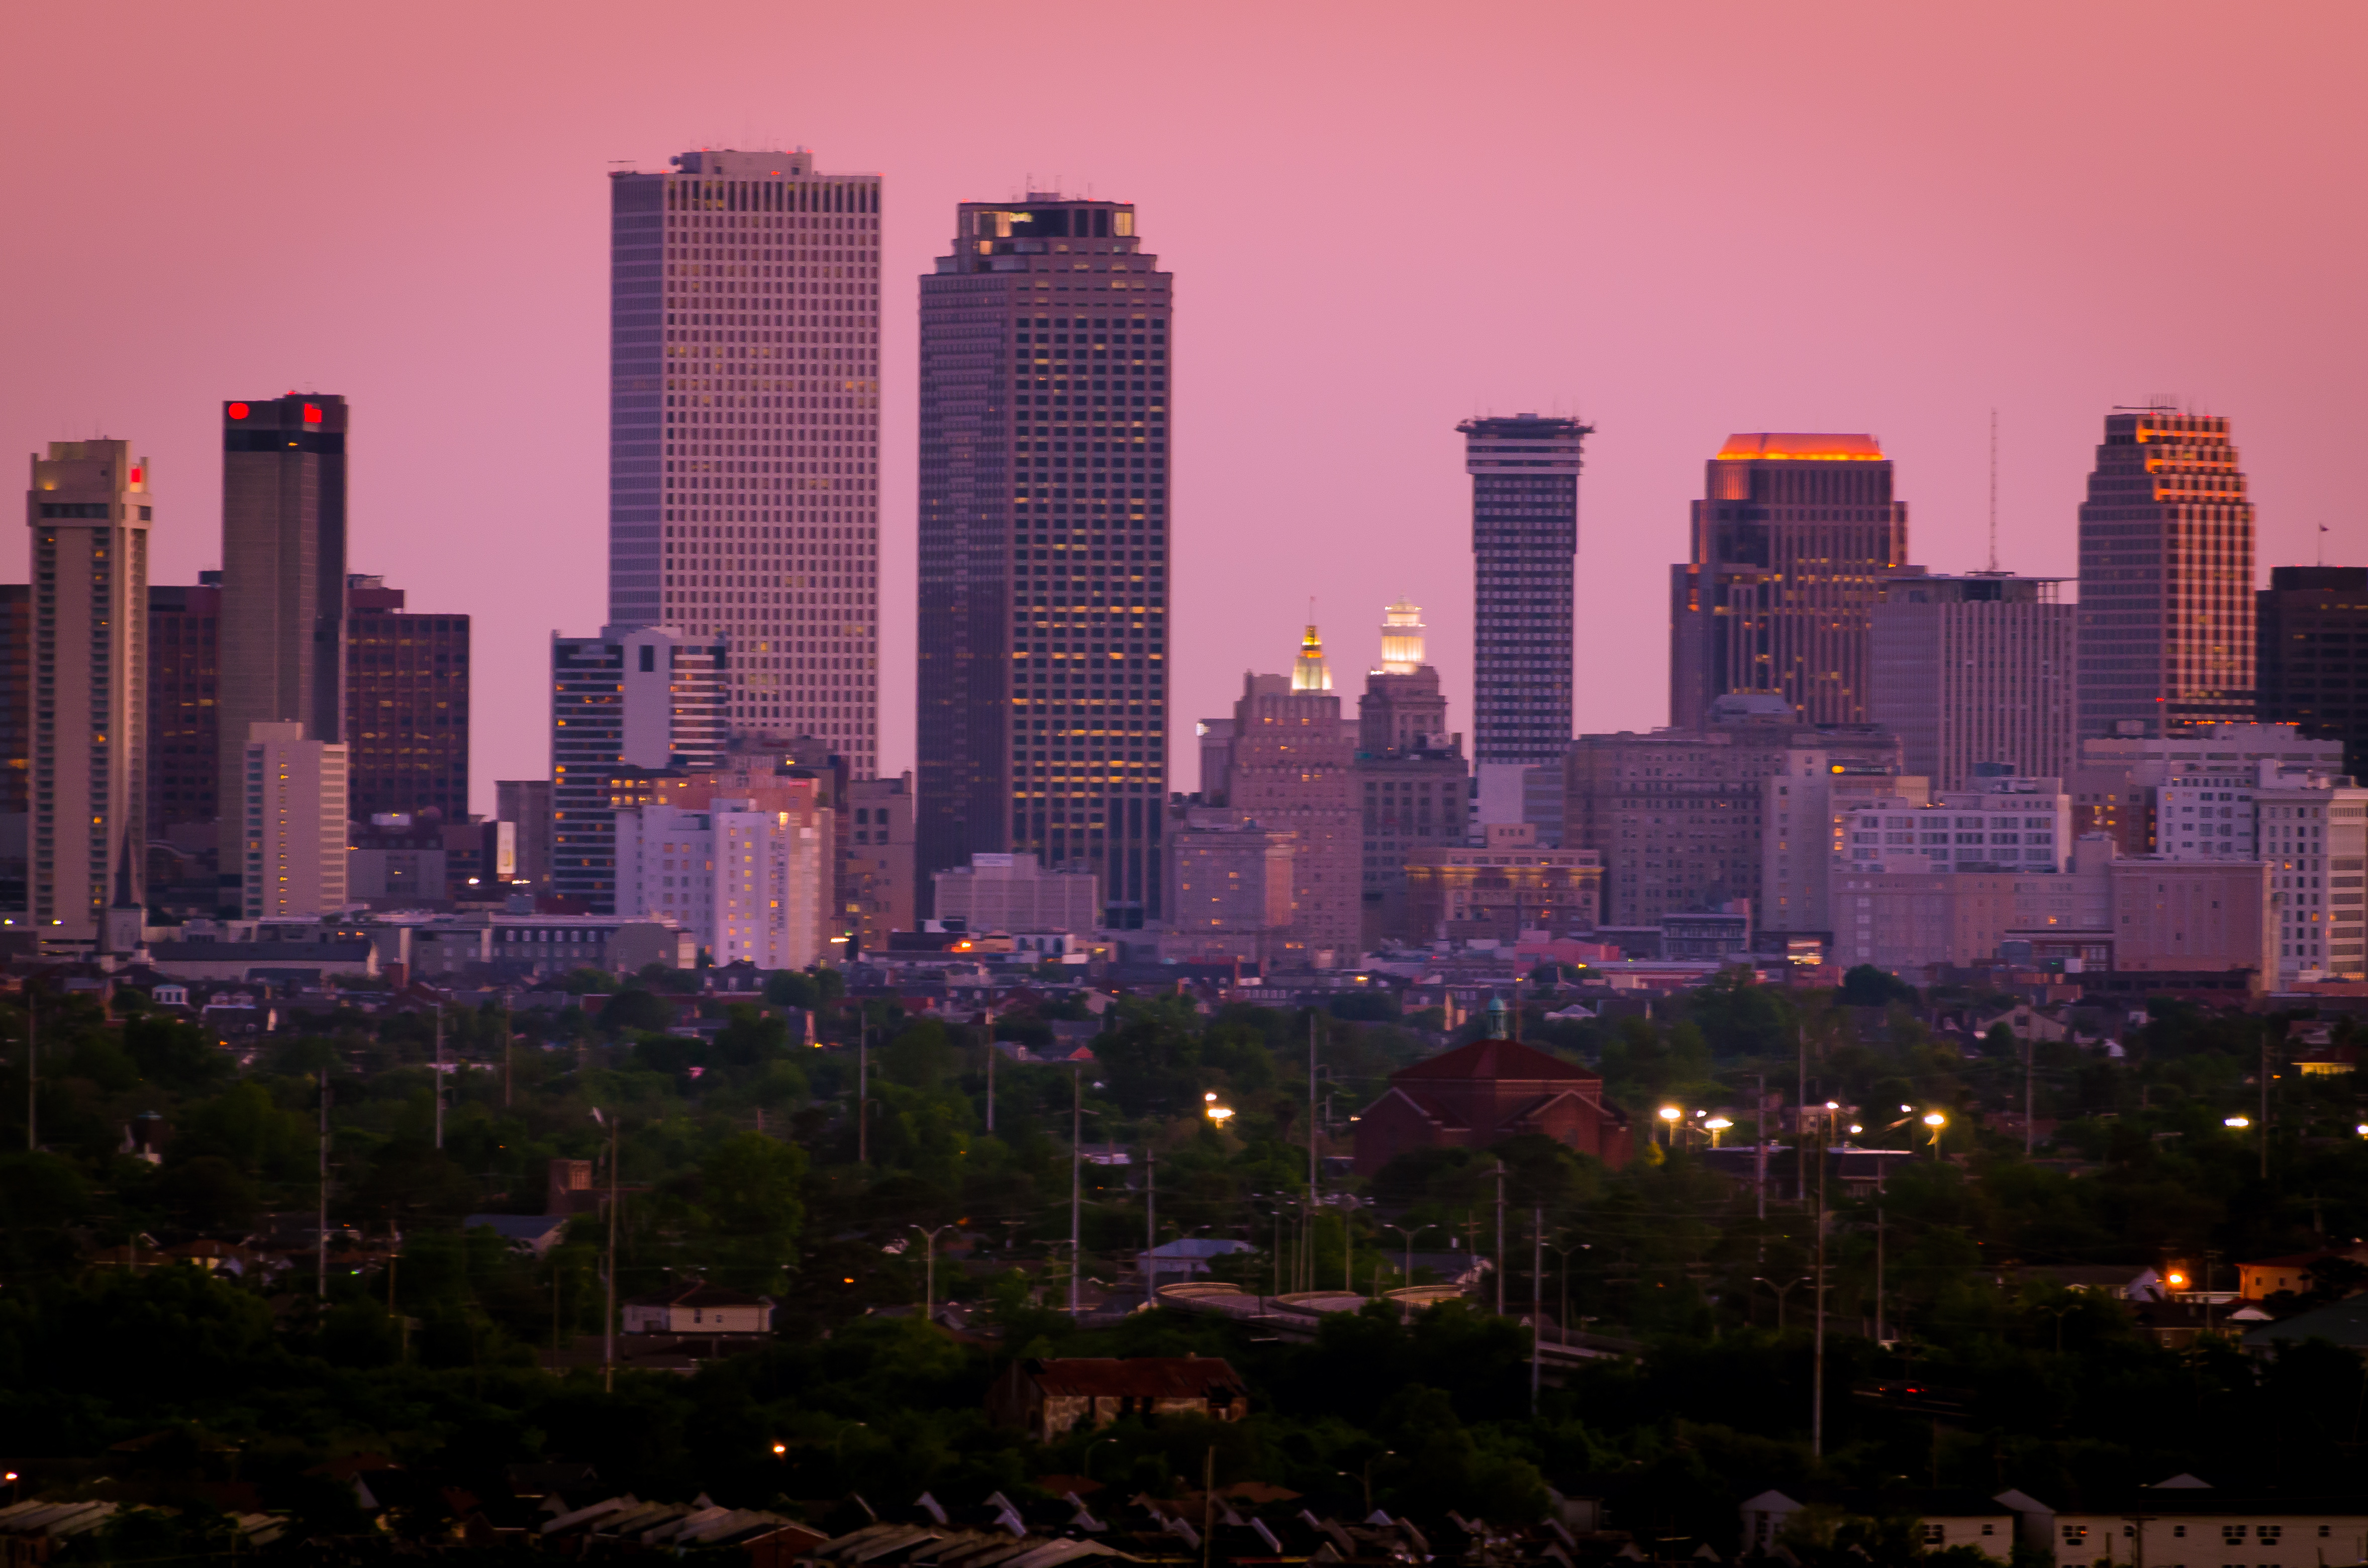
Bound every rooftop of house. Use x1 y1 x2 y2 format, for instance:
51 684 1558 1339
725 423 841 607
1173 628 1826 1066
1393 1038 1599 1085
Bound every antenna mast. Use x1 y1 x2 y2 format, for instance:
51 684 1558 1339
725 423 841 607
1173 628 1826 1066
1987 408 2000 573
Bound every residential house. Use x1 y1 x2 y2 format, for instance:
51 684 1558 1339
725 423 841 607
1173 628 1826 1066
2000 1480 2368 1568
1740 1488 2013 1560
620 1283 773 1335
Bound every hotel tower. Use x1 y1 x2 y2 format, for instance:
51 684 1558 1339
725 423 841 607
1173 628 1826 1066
610 148 881 775
915 192 1173 926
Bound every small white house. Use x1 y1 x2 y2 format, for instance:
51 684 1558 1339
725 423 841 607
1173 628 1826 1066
620 1283 772 1335
150 983 191 1009
1740 1489 2013 1560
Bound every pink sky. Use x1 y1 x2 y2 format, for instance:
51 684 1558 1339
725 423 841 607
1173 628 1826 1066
5 1 2362 814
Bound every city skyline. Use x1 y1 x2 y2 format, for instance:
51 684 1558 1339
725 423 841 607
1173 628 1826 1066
4 4 2363 813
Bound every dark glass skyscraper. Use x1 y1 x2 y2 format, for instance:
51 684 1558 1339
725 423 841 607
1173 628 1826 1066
1461 415 1588 771
218 394 347 903
2256 565 2366 777
2075 409 2255 737
916 194 1172 926
345 579 470 821
1668 433 1908 728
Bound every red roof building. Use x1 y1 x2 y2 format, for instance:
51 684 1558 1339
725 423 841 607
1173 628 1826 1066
1352 1037 1632 1175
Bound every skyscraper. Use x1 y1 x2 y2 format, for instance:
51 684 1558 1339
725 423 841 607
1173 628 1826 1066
2255 565 2365 778
2075 409 2255 737
219 394 347 905
345 577 470 821
613 148 881 773
916 192 1172 926
1354 602 1468 948
147 582 220 831
549 625 727 912
1669 433 1909 729
1222 642 1361 967
1870 572 2075 791
1461 415 1588 815
26 440 151 943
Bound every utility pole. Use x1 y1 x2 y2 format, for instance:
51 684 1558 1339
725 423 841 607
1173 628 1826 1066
1069 1064 1083 1315
1755 1071 1767 1262
2260 1032 2271 1180
1495 1163 1508 1316
913 1224 950 1322
23 984 34 1154
983 1006 996 1134
2025 1035 2035 1158
433 1004 445 1151
1307 1013 1318 1297
317 1083 331 1300
1874 1203 1885 1343
602 1108 619 1394
1812 1113 1828 1457
857 1011 869 1166
1530 1205 1543 1415
1796 1025 1808 1203
1145 1142 1157 1311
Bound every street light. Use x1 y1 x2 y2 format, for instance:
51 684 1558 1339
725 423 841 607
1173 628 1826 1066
1658 1106 1681 1147
1921 1110 1946 1161
1204 1091 1235 1125
1705 1116 1733 1147
2224 1115 2251 1129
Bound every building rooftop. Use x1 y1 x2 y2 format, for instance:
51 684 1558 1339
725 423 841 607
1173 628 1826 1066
1395 1038 1599 1084
1715 432 1886 462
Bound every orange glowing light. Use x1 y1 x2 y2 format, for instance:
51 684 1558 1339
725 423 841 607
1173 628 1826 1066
1713 432 1886 462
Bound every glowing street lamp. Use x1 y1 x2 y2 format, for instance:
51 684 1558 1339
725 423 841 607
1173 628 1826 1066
1705 1116 1733 1147
1921 1110 1947 1160
1203 1091 1235 1126
2224 1115 2251 1129
1658 1105 1681 1147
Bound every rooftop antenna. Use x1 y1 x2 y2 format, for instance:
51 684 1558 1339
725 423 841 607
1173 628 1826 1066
1987 408 2000 574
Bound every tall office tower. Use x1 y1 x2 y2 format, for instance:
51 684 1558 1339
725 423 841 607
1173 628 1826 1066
1224 654 1360 966
1669 433 1909 730
2257 566 2366 778
549 625 726 912
1461 415 1588 820
0 585 28 815
1563 697 1904 928
613 149 881 771
917 191 1172 928
345 577 470 820
1871 572 2075 792
147 583 221 830
241 721 348 918
218 395 347 905
26 441 152 943
1354 601 1468 946
2075 409 2255 738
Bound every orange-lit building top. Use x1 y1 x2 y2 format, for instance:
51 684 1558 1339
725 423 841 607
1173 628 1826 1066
1714 432 1886 462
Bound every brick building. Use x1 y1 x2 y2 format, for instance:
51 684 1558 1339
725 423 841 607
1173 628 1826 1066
1353 1037 1632 1176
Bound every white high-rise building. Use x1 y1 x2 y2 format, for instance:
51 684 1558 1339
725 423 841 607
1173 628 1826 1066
610 149 880 774
26 440 150 946
2256 773 2366 984
241 721 349 918
616 795 833 969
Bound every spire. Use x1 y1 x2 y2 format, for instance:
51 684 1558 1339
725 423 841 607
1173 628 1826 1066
1292 623 1332 692
1378 598 1425 675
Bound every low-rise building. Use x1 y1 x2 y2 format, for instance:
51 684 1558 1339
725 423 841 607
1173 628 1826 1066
1403 824 1601 944
986 1356 1249 1442
933 851 1101 936
1353 1036 1631 1176
621 1283 773 1335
